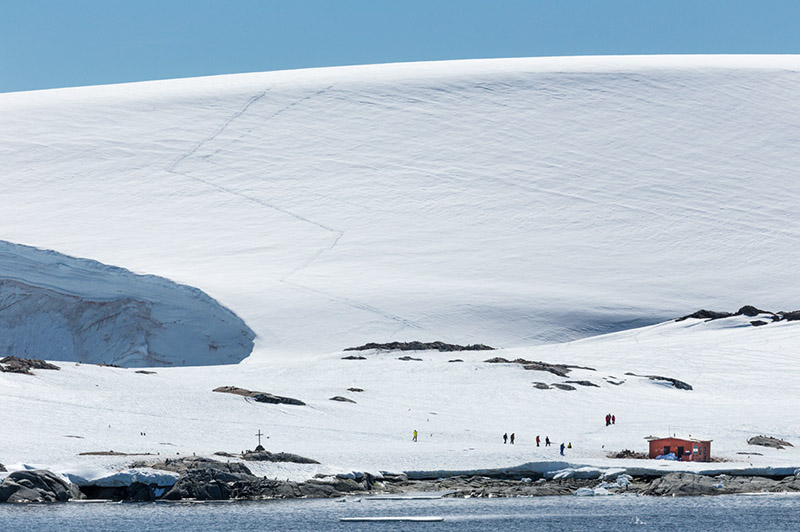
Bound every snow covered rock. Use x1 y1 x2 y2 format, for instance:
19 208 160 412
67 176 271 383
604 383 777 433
0 469 82 503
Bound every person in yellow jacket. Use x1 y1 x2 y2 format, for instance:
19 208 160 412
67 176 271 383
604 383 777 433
412 430 418 442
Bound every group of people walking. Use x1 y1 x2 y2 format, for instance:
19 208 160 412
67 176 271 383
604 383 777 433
605 413 616 426
410 430 573 455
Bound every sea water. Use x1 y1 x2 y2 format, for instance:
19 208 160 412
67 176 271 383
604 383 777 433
0 494 799 531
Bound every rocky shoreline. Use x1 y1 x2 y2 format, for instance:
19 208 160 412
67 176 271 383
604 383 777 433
2 457 800 503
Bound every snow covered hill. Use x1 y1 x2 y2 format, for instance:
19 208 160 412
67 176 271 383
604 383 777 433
2 55 800 479
3 55 800 362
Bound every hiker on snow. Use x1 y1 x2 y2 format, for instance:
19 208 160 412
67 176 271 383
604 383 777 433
560 443 565 456
503 432 508 444
536 435 540 447
413 430 418 442
510 433 515 445
545 436 551 446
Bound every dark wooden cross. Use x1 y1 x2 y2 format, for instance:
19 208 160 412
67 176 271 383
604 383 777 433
256 430 264 447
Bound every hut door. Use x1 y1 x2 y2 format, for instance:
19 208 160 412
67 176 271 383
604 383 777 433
677 446 684 459
664 446 670 455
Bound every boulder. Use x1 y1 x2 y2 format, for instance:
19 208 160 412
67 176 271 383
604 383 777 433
0 463 5 472
747 435 793 449
162 467 258 500
0 470 82 503
241 451 320 464
644 473 720 496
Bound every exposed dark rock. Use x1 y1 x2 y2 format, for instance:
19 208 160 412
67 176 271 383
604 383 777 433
347 387 364 392
0 470 83 503
564 380 599 388
330 395 356 403
643 473 800 497
644 472 721 496
81 482 161 502
213 386 305 406
485 357 595 377
341 355 366 360
398 356 422 361
609 449 648 459
625 372 692 390
551 383 576 391
676 305 796 323
0 356 60 375
131 456 254 476
344 341 494 352
135 370 157 374
162 467 259 500
748 435 793 449
79 451 154 456
0 463 5 472
750 320 768 327
603 377 625 385
779 310 800 321
532 382 551 390
737 305 770 317
675 309 733 322
162 469 372 501
242 451 320 464
448 359 463 362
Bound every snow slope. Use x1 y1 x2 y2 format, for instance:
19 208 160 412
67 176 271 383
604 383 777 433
1 56 800 478
1 314 798 479
3 55 800 360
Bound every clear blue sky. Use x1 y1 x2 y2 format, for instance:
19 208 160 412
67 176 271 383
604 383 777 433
3 0 800 93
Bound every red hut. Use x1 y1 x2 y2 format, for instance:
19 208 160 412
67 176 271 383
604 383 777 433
646 436 712 462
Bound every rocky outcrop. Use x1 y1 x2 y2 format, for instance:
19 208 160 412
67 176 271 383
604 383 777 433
341 355 366 360
347 387 364 392
397 356 422 361
242 451 320 464
344 341 494 352
748 435 793 449
485 357 595 377
0 470 83 503
330 395 356 403
643 472 800 496
552 383 576 391
162 467 259 500
625 372 692 390
163 469 372 501
0 356 60 375
132 456 254 475
212 386 305 406
0 463 5 472
675 305 800 325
